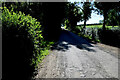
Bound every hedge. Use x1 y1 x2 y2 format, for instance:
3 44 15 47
2 7 50 79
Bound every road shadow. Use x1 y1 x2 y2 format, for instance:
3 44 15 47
51 29 96 52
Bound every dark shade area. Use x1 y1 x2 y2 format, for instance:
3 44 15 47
42 3 66 41
2 7 43 79
2 32 35 79
98 29 120 48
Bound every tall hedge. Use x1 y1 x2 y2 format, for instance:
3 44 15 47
2 7 45 79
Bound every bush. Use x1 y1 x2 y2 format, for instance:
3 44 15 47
2 7 48 79
71 26 100 43
98 29 120 47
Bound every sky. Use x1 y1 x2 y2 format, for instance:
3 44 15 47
77 11 103 25
68 0 104 25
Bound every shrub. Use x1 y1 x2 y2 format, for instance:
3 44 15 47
98 29 120 47
2 7 48 79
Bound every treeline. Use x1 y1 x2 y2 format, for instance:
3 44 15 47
64 2 120 31
62 2 120 47
3 2 120 34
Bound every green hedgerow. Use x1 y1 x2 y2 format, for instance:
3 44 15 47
2 7 48 79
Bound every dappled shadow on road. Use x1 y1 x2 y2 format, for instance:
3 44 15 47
51 41 71 52
51 30 96 52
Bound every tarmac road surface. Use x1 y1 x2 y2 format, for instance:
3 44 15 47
35 30 119 78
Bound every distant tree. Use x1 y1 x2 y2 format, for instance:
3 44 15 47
81 2 93 34
65 2 83 31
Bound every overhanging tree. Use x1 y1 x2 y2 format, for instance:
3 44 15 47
4 2 67 40
64 2 83 31
107 3 120 27
106 9 118 27
94 2 118 30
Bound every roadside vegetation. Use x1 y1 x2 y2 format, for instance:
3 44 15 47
2 2 66 80
1 6 54 79
73 25 120 45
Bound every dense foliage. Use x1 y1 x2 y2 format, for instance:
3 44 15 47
3 2 67 40
94 2 120 30
64 2 83 31
106 7 120 27
2 7 53 79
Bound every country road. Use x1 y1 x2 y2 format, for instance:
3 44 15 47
35 30 119 78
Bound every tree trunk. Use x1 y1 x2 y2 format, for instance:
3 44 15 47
112 24 114 28
103 11 107 30
83 19 86 34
